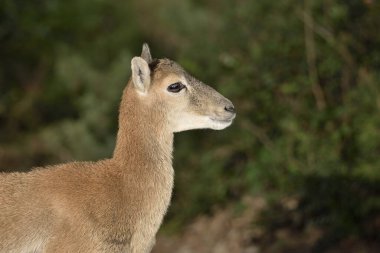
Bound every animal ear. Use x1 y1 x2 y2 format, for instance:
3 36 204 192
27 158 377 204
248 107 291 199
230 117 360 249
131 57 151 94
141 43 153 64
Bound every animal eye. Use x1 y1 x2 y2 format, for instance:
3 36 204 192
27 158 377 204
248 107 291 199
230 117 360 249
167 82 185 93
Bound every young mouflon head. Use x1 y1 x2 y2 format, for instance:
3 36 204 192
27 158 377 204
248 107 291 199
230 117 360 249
130 43 236 132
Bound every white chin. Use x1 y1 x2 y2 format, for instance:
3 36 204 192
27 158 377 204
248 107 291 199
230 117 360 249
173 116 234 132
209 119 233 130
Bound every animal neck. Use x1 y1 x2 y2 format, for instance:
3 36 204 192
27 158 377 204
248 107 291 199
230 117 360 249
113 84 174 169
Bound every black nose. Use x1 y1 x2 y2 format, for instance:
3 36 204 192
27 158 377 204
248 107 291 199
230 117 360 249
224 105 235 113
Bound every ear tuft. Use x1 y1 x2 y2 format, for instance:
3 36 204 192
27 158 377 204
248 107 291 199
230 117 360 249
131 57 151 94
141 43 153 64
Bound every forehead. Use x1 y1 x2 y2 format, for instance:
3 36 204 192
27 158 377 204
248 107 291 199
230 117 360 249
150 58 184 75
150 58 200 86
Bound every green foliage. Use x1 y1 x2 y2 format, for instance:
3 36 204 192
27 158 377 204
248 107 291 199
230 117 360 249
1 0 379 247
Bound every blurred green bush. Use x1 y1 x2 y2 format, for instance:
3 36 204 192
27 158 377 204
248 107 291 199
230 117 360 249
1 0 379 248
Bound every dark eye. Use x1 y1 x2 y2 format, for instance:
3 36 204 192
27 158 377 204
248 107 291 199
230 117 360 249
167 82 185 93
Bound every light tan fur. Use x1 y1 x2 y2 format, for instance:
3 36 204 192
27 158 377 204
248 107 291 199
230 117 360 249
0 44 236 253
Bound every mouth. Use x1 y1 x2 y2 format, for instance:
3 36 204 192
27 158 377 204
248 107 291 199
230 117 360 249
210 113 236 123
210 118 233 124
209 113 236 129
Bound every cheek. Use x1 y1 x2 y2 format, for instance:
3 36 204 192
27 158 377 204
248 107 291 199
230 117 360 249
167 101 188 121
188 92 216 116
172 114 209 132
188 94 203 112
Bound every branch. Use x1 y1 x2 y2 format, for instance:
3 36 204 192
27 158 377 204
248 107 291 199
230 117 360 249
303 0 326 111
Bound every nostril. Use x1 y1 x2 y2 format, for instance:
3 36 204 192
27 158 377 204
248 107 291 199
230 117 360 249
224 105 235 113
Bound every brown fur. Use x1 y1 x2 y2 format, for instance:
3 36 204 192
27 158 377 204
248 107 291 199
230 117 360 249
0 44 235 253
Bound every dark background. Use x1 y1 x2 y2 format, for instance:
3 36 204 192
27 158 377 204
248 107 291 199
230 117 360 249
1 0 379 252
